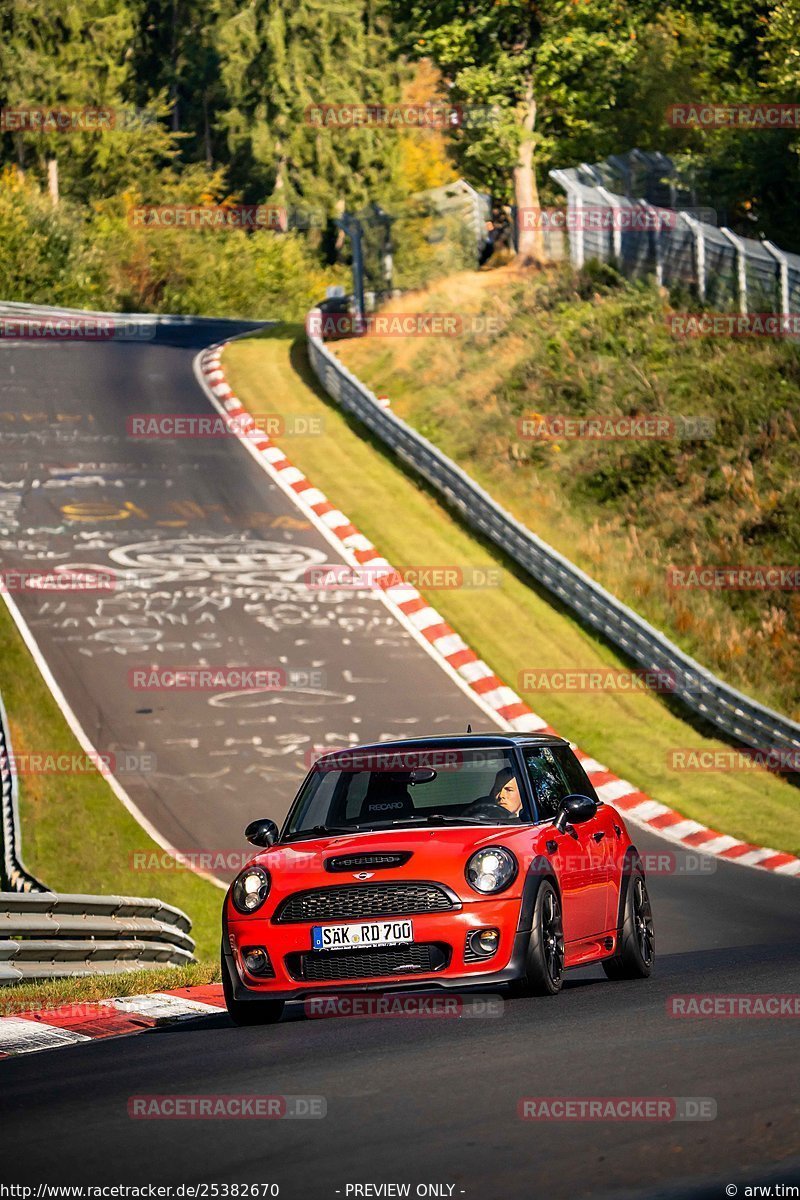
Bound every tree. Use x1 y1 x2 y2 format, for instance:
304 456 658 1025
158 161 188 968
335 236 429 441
132 0 223 164
0 0 176 204
394 0 641 262
211 0 402 221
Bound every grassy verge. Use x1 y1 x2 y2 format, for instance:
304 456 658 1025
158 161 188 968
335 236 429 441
224 325 800 857
0 962 221 1016
0 599 221 962
334 264 800 721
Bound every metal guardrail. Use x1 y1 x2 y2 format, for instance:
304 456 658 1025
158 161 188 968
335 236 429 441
306 307 800 759
0 893 195 983
0 678 195 980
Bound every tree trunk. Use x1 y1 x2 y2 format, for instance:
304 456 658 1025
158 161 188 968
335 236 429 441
513 75 544 264
47 158 59 206
203 93 212 166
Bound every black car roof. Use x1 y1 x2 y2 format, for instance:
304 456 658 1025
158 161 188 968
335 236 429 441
313 732 569 761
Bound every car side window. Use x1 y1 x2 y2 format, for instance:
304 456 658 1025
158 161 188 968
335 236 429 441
552 746 599 803
524 748 571 821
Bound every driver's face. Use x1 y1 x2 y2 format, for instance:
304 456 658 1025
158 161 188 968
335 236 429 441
497 777 523 814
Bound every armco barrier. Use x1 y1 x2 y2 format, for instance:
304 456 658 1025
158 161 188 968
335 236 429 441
306 306 800 760
0 678 195 980
0 893 195 983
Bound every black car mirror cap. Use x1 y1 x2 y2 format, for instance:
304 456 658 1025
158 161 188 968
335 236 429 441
245 818 280 848
553 794 598 833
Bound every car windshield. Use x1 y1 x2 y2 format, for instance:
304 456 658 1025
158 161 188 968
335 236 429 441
283 747 530 838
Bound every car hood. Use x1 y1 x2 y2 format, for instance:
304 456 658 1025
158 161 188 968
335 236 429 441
237 824 529 902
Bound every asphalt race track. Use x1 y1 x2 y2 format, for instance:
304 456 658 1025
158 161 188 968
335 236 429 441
1 857 799 1197
1 319 798 1197
0 320 483 866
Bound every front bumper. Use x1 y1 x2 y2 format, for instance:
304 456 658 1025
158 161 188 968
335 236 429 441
224 898 528 1003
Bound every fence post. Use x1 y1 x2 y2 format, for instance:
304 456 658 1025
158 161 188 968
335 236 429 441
682 215 706 302
549 170 585 268
335 213 366 327
597 186 622 264
607 154 632 194
642 201 664 287
720 227 748 314
763 240 789 316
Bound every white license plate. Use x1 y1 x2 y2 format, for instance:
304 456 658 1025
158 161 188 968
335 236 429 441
311 919 413 951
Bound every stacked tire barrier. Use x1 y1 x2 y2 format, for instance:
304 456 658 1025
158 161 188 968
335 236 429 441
306 307 800 761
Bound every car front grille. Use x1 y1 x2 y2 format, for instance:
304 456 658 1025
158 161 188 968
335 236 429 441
273 882 456 924
285 943 450 982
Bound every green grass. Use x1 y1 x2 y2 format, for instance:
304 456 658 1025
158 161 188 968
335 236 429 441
0 962 221 1016
335 263 800 721
0 599 221 962
224 324 800 857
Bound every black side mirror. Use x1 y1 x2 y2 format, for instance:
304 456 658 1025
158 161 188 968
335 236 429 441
553 794 598 833
245 818 279 848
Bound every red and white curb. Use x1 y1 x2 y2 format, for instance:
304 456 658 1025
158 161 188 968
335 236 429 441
196 345 800 881
0 986 225 1058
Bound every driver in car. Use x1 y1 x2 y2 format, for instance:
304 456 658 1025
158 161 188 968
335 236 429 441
464 767 524 822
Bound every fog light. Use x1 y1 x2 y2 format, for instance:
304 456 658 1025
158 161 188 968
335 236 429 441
468 928 500 958
477 929 499 954
243 946 271 975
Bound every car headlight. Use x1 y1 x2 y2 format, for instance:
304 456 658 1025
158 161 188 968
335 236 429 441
465 847 518 894
231 865 270 914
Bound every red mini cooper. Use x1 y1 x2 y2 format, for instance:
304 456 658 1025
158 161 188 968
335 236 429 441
222 734 655 1024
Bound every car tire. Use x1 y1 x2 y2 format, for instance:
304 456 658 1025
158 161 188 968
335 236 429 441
221 946 285 1026
517 880 565 996
602 868 655 981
